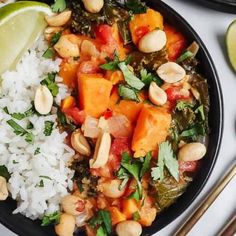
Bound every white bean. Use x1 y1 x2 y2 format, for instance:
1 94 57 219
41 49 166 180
138 29 167 53
82 0 104 13
178 142 206 162
116 220 142 236
55 213 75 236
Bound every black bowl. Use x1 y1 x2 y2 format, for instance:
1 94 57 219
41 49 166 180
0 1 223 236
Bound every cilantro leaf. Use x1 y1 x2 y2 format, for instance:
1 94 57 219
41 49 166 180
176 50 194 63
42 48 55 59
0 165 11 181
140 151 152 177
96 226 107 236
140 69 163 87
7 119 28 136
128 188 141 201
44 121 54 136
41 211 60 226
180 123 205 139
195 105 205 121
41 72 59 97
118 62 145 90
34 148 41 155
125 0 147 14
51 0 66 13
4 105 36 120
118 84 140 102
133 211 141 221
51 32 61 45
151 141 179 181
25 132 34 144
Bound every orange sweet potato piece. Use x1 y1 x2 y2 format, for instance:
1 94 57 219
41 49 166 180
78 73 113 118
122 199 140 219
59 61 78 88
109 207 127 225
61 96 76 111
105 70 124 85
129 9 164 45
165 24 187 61
132 106 171 157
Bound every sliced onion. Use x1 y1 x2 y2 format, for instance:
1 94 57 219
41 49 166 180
107 115 132 138
83 116 100 138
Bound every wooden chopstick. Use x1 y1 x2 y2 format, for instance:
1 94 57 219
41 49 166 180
175 162 236 236
218 213 236 236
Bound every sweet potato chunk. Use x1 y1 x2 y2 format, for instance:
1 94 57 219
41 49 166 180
78 73 113 118
132 106 171 157
129 9 164 45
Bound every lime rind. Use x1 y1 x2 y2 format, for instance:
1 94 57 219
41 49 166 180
226 19 236 72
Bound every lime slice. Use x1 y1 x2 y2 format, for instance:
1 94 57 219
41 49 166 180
226 20 236 72
0 1 52 74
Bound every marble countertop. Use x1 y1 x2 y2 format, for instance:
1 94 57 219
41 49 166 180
1 0 236 235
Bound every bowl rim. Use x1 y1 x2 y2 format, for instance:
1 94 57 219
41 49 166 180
0 1 224 236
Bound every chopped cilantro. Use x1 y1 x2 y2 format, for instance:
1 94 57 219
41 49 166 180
140 151 152 177
118 84 139 102
176 101 194 111
25 132 34 144
180 123 205 139
125 0 147 14
26 122 34 130
151 141 179 182
13 160 19 164
3 107 9 114
43 121 54 136
195 105 205 121
42 48 55 59
41 211 60 226
133 211 141 221
176 50 194 63
39 176 52 180
51 32 61 45
40 72 59 97
38 179 44 187
140 69 163 87
34 148 41 155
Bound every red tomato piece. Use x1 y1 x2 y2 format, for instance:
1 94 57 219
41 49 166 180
179 161 198 173
165 86 190 102
134 26 149 43
64 107 86 125
104 110 113 120
95 24 115 44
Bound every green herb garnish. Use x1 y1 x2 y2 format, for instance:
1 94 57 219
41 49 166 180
34 148 41 155
176 50 194 63
151 141 179 182
43 121 54 136
38 179 44 187
25 132 34 144
41 72 59 97
41 211 60 226
140 69 163 87
133 211 141 221
42 48 55 59
125 0 147 14
118 84 139 102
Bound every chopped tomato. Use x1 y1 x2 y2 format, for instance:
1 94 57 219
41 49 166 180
179 161 199 173
134 26 149 43
165 86 190 102
63 107 86 125
104 110 113 120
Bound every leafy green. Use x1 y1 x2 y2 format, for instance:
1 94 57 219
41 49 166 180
42 48 55 59
4 105 35 120
118 84 139 102
89 210 112 235
51 32 62 45
13 160 19 164
57 107 77 132
0 166 11 181
140 69 163 87
3 107 9 114
175 101 194 111
125 0 147 14
44 121 54 136
26 122 34 130
117 19 132 45
128 188 141 201
133 211 141 221
38 179 44 187
151 141 179 182
180 123 205 139
41 211 60 226
34 148 41 155
51 0 66 12
41 72 58 97
195 105 205 121
25 132 34 144
118 62 145 90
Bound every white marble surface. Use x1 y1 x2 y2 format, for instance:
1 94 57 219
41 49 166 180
1 0 236 235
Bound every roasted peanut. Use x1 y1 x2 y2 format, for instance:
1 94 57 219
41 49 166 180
89 132 111 168
138 29 166 53
178 142 206 161
157 62 186 83
82 0 104 13
54 34 80 58
148 81 167 106
55 213 75 236
45 10 72 27
34 85 53 115
98 179 126 198
61 195 85 216
71 129 91 156
0 176 8 201
116 220 142 236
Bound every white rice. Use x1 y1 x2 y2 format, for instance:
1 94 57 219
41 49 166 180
0 37 75 220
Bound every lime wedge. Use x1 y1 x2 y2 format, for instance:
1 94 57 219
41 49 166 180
226 20 236 72
0 1 52 74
